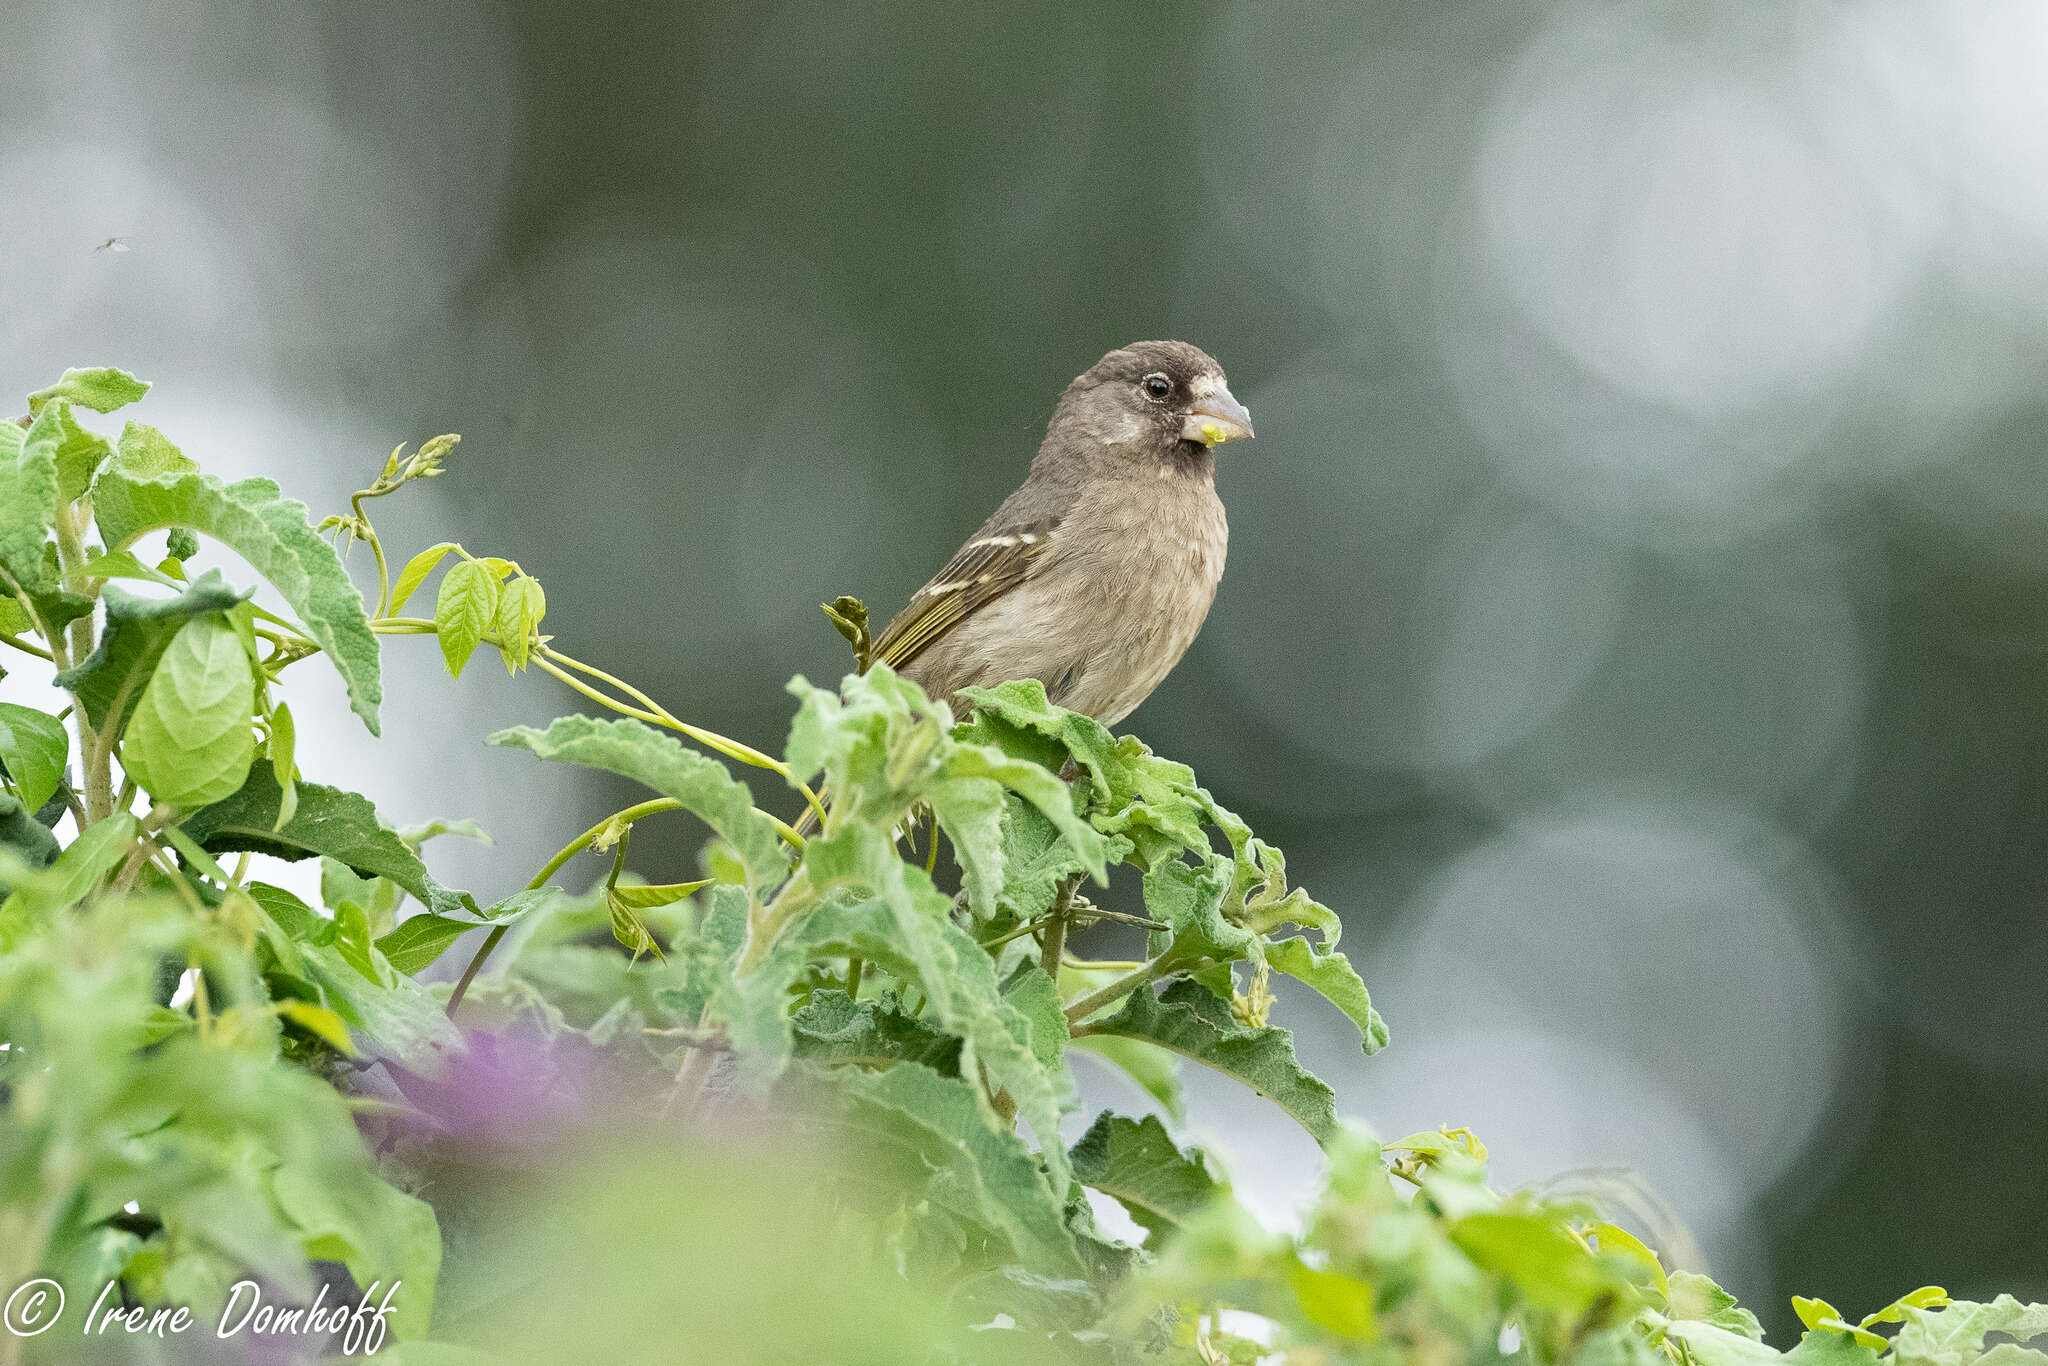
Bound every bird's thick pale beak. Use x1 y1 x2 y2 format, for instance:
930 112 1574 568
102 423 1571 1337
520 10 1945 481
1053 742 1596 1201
1182 385 1254 446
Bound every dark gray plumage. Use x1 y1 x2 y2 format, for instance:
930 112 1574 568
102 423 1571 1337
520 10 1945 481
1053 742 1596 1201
873 340 1252 726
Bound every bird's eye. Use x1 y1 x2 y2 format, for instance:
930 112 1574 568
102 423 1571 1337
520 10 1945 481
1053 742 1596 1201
1141 373 1172 401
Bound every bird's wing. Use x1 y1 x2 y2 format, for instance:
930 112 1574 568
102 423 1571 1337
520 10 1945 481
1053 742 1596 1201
872 518 1059 672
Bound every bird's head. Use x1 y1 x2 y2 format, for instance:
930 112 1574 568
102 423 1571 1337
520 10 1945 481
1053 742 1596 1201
1049 340 1254 468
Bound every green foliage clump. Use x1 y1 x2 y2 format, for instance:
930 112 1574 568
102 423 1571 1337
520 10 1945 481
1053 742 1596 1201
0 369 2039 1365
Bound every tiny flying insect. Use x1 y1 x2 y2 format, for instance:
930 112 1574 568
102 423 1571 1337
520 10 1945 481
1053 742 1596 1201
93 237 131 253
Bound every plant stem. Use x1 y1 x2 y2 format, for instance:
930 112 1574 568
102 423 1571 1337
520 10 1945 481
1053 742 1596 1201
1039 875 1079 981
1062 952 1181 1025
370 621 830 828
0 634 52 662
445 797 682 1018
51 502 110 823
844 956 863 1000
539 646 831 827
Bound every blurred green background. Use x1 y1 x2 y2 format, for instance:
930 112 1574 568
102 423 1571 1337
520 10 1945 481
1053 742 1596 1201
5 0 2047 1336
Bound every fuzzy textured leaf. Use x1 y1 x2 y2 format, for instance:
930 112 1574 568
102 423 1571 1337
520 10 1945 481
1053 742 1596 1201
1081 979 1337 1144
822 1061 1084 1276
1263 937 1388 1054
488 715 784 889
0 404 61 594
47 399 115 502
790 989 962 1073
791 826 1076 1194
112 422 198 477
1069 1112 1216 1240
27 366 150 416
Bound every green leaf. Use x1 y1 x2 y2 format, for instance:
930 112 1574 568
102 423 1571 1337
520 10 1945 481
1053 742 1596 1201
92 469 382 733
246 880 333 945
120 614 256 809
1664 1320 1789 1365
488 715 785 890
1263 937 1389 1054
1895 1296 2048 1366
54 570 250 743
939 743 1109 889
180 766 476 916
375 913 481 976
493 575 545 673
819 1061 1084 1276
46 399 115 502
1783 1330 1884 1366
398 817 493 850
607 878 712 910
332 900 382 982
992 799 1128 923
1451 1210 1620 1317
434 557 498 678
924 771 1006 914
0 702 68 810
111 421 198 477
271 1163 440 1338
1290 1259 1379 1342
80 547 177 585
0 794 62 893
267 700 298 831
0 595 29 637
1069 1112 1217 1240
0 812 136 923
0 404 61 594
602 884 662 958
1081 979 1337 1144
1067 1032 1183 1122
1860 1287 1951 1328
793 825 1077 1194
387 541 459 616
275 999 355 1054
1669 1271 1766 1340
27 366 150 416
790 989 962 1072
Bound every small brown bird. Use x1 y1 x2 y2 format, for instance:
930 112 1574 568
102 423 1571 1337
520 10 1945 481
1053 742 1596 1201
872 340 1252 725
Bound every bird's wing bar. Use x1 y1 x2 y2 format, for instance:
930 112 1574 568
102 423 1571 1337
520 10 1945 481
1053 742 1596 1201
872 521 1057 671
